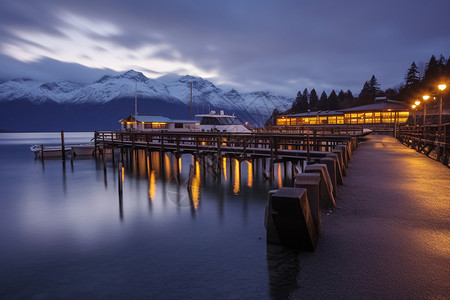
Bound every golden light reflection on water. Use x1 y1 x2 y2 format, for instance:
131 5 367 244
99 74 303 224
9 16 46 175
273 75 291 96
247 160 253 188
148 170 156 200
164 153 171 180
189 160 201 209
223 157 227 181
233 159 240 195
277 163 282 188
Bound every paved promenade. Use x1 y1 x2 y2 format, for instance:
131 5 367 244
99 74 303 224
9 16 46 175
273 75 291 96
291 135 449 299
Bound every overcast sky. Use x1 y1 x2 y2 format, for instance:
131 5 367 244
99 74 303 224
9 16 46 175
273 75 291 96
0 0 449 97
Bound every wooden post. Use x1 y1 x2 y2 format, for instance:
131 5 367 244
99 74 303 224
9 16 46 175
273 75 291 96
40 144 44 161
94 131 98 157
61 130 65 161
118 162 123 196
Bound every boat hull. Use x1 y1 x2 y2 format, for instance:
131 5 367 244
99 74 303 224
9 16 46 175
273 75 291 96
71 146 95 156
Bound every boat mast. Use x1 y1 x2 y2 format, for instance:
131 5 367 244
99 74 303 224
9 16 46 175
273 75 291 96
190 81 193 120
135 81 138 130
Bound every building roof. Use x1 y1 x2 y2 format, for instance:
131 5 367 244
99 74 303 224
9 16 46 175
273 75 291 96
281 99 409 118
336 101 409 112
125 114 196 123
287 110 342 117
132 114 173 123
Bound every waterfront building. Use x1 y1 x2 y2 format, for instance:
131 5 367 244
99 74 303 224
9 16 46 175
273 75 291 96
276 97 410 126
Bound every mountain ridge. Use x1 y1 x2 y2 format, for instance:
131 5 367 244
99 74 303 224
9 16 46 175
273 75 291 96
0 70 293 130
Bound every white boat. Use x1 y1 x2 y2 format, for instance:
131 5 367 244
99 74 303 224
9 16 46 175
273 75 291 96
71 144 95 156
195 110 252 133
30 145 70 159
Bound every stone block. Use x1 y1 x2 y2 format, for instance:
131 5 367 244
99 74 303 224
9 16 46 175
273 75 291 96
326 153 343 185
266 187 318 251
304 164 335 208
332 149 347 176
334 145 348 169
294 173 321 234
320 157 337 198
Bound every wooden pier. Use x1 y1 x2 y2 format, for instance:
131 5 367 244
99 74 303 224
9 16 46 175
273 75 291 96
94 130 358 180
397 123 450 166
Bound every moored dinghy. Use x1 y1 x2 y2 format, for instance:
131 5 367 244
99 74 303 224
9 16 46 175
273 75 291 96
30 145 71 159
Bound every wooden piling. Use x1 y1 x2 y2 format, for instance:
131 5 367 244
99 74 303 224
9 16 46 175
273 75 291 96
40 144 44 161
61 130 65 161
118 162 123 195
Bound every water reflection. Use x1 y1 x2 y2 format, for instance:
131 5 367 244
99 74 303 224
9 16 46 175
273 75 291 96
267 244 300 300
233 158 241 195
277 163 283 188
222 157 228 181
247 160 253 188
148 170 156 201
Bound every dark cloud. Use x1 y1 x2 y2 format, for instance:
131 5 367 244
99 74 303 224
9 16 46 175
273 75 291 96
0 54 118 84
0 0 449 97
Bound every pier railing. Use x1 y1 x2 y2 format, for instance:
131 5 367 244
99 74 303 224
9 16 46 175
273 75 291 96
258 125 364 136
397 123 450 166
95 131 354 155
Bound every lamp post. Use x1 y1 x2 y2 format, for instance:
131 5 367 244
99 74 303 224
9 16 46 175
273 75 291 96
422 95 430 125
412 104 417 126
438 84 447 126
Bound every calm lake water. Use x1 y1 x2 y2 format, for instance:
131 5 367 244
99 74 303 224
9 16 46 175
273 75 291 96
0 132 300 300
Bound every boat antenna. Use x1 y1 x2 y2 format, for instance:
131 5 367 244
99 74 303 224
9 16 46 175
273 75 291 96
190 81 193 120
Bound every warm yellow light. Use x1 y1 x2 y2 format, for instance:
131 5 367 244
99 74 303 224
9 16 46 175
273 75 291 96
412 105 416 109
423 95 430 101
438 84 446 91
414 100 421 106
233 159 240 195
246 161 253 188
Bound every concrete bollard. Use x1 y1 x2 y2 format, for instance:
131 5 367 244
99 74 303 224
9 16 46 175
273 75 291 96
332 149 346 176
326 153 343 185
304 164 335 208
334 145 348 170
294 173 321 234
320 157 337 198
265 187 318 251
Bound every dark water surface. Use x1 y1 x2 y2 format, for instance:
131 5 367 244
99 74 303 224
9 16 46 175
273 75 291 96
0 132 300 299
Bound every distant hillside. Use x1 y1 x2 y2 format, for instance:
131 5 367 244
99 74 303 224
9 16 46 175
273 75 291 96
0 70 293 131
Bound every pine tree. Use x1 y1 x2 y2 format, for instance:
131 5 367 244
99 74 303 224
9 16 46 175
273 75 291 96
368 75 381 96
328 90 338 110
318 91 328 110
358 81 372 105
423 55 440 85
291 89 309 113
309 89 319 111
405 62 420 88
337 90 346 109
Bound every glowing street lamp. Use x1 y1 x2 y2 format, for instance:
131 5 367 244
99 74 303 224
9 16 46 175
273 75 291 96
414 100 421 106
438 84 447 126
411 104 417 126
422 95 430 125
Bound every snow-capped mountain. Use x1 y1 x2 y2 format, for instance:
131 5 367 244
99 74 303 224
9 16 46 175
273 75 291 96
0 70 293 130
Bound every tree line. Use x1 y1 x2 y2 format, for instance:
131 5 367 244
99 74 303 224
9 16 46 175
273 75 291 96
267 54 449 124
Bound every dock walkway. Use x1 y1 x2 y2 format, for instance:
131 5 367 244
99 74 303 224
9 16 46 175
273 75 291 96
291 135 449 299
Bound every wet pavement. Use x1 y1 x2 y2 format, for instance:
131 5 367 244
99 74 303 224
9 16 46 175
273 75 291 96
291 135 450 299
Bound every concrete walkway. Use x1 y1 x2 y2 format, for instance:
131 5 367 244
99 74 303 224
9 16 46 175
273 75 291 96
291 135 450 299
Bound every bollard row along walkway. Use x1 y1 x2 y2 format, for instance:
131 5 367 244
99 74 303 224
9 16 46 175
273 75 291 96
289 135 450 299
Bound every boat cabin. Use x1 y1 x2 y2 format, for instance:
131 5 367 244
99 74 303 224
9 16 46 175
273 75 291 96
120 114 198 132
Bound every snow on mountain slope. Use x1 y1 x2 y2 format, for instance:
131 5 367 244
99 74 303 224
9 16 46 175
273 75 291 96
160 74 240 110
68 70 177 104
0 70 293 124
